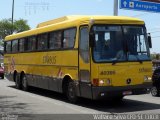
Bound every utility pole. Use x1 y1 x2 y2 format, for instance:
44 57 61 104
12 0 15 34
114 0 118 16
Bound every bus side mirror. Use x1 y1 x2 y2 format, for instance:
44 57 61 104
89 32 95 47
148 33 152 48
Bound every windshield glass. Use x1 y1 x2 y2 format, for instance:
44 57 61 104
123 26 150 61
92 25 150 63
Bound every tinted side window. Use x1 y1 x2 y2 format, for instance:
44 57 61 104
12 40 18 52
6 41 11 53
37 34 48 50
27 36 36 51
49 31 62 49
19 38 25 52
63 28 76 48
79 27 89 63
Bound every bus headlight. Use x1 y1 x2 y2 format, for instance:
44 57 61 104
99 80 104 85
100 79 112 86
93 78 112 86
144 76 152 82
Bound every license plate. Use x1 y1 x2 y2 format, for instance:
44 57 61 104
123 91 132 95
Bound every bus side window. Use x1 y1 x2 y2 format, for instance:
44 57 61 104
37 34 48 50
5 41 11 53
79 26 89 63
49 31 62 49
27 36 36 51
19 38 25 52
63 28 76 48
12 40 18 53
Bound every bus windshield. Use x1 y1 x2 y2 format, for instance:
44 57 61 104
92 25 150 63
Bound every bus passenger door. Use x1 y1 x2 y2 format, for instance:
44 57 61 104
79 26 92 99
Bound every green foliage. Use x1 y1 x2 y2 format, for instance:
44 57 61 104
151 53 160 60
0 18 30 40
0 18 30 53
0 19 13 39
0 41 4 46
14 19 30 33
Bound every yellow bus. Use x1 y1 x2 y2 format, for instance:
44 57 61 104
4 15 152 103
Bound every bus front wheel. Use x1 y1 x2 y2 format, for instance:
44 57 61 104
112 96 124 102
151 86 160 97
67 81 78 103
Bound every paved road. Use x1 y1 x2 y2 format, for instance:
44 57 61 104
0 78 160 119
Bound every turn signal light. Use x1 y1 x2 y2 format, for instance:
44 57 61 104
93 78 99 86
144 76 152 82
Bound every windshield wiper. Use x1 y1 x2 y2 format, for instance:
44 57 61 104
112 50 125 65
135 55 143 64
112 57 122 65
128 53 143 64
112 59 118 65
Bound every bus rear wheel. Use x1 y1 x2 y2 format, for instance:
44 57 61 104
66 81 78 103
21 74 29 91
15 74 21 89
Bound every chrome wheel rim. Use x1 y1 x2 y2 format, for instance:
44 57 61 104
68 84 74 98
22 76 27 88
151 87 158 96
15 76 19 87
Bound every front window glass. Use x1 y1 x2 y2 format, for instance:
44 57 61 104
93 25 125 62
92 25 150 63
123 26 150 61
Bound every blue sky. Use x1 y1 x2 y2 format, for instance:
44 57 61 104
0 0 160 53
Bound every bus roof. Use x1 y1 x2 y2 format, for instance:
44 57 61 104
36 15 144 28
5 15 145 41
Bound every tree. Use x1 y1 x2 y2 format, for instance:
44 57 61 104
151 53 160 60
0 18 30 40
156 54 160 60
14 19 30 33
0 18 30 55
0 19 13 39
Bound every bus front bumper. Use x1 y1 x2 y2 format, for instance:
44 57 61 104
92 83 152 100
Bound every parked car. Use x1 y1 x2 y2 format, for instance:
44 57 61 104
151 67 160 96
0 63 4 79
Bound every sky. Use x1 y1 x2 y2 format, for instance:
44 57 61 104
0 0 160 53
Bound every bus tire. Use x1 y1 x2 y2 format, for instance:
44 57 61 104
15 74 21 89
151 86 159 97
112 96 124 102
67 81 78 103
21 74 29 91
1 75 4 79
